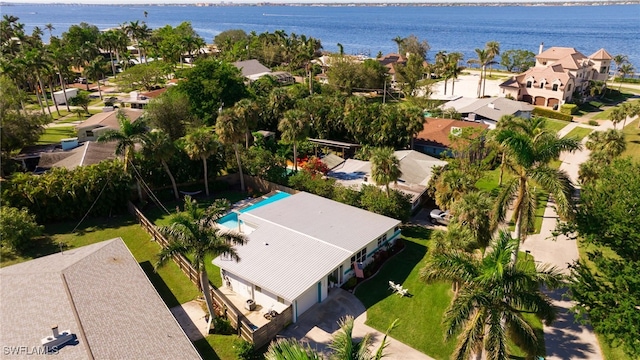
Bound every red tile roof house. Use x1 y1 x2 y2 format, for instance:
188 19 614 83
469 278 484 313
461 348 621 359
414 117 489 157
499 45 612 108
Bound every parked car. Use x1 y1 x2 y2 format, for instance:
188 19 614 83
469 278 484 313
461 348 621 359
429 209 451 225
76 77 87 84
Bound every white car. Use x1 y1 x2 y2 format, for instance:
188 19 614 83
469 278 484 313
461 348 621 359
429 209 451 225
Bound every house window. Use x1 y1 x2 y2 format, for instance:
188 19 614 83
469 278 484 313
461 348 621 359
600 66 607 74
377 234 387 247
552 84 559 91
540 83 545 89
277 296 284 304
86 130 94 137
394 226 400 233
567 84 572 92
542 61 547 65
351 247 367 266
526 81 532 88
255 286 261 293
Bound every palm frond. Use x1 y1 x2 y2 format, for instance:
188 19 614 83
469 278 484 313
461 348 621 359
493 177 518 224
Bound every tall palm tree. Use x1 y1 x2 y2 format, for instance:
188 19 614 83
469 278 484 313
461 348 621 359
467 48 495 98
421 230 565 360
370 147 402 197
432 167 478 210
182 127 219 197
157 196 246 332
485 41 500 77
141 130 180 200
494 127 581 259
447 52 465 96
96 110 147 171
44 23 54 41
216 108 248 192
494 115 547 186
85 55 106 100
278 109 310 171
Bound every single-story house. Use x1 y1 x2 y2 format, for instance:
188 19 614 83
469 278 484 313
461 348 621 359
35 140 118 172
414 118 490 157
0 238 201 360
213 192 401 323
441 97 534 128
232 59 294 84
326 150 447 211
76 108 144 142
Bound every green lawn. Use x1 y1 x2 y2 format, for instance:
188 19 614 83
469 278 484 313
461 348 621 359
543 118 570 133
591 107 616 120
621 118 640 162
37 126 76 144
562 126 592 141
355 226 456 360
355 226 544 360
194 335 242 360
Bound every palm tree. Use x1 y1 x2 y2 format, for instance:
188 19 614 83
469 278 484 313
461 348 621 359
96 110 147 171
585 129 626 160
421 230 565 360
182 127 219 197
612 54 628 84
494 127 581 259
609 106 626 129
485 41 500 77
370 147 402 197
141 130 180 200
216 108 248 192
85 55 106 100
450 191 494 253
265 338 322 360
157 196 246 332
432 168 478 210
44 23 54 41
447 52 465 96
617 63 635 89
278 109 310 171
467 48 495 98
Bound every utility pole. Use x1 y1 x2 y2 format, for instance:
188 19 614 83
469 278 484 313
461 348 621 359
383 81 387 104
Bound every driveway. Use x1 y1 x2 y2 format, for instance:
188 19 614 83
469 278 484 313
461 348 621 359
279 288 433 359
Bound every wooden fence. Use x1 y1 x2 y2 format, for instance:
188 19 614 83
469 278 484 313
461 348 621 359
127 201 292 349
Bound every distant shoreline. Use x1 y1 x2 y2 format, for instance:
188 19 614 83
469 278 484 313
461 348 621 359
2 1 639 7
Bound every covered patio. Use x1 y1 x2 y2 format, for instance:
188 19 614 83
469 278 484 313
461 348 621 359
218 285 291 330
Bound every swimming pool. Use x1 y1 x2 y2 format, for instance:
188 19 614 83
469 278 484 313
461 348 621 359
217 192 291 229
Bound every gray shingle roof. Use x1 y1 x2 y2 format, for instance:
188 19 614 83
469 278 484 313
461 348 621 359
0 239 201 360
213 192 400 301
232 59 271 78
444 97 534 122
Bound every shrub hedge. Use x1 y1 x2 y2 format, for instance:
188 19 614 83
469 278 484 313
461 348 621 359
2 160 132 222
532 107 573 121
560 103 579 115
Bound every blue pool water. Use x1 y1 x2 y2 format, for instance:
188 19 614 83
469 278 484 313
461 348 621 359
217 192 291 229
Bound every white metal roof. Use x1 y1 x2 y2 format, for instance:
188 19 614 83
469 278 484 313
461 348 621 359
213 192 400 301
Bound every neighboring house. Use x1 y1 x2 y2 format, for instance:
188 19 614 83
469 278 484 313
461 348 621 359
377 53 407 86
35 140 118 172
76 108 143 142
213 192 401 323
232 59 293 84
414 118 490 156
121 89 166 109
442 97 534 128
500 45 613 107
327 150 447 211
0 238 201 360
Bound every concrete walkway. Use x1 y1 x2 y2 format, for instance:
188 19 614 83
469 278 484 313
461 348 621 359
279 289 433 359
170 300 209 341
